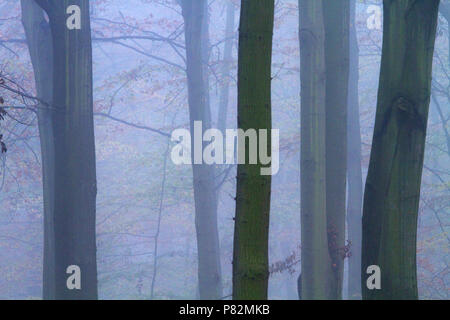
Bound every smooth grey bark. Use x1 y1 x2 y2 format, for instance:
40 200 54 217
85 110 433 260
180 0 222 300
20 0 56 299
299 0 332 300
217 0 235 134
35 0 98 299
346 0 363 300
323 0 350 300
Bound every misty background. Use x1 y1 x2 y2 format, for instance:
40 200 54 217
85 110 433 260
0 0 447 299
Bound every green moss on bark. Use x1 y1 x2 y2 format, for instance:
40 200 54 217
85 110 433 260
362 0 440 300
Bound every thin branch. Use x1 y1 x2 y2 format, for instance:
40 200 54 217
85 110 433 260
94 112 171 138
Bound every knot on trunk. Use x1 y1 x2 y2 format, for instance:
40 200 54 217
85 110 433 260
393 96 426 132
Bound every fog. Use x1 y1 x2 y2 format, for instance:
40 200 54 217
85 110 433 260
0 0 447 300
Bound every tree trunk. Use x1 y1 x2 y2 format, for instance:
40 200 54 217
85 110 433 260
20 0 56 300
232 0 274 300
35 0 98 300
323 0 350 300
362 0 440 300
180 0 222 300
217 0 235 134
299 0 333 300
346 0 362 300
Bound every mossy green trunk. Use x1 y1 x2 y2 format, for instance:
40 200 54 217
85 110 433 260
36 0 98 299
232 0 274 300
362 0 440 300
299 0 332 300
181 0 222 300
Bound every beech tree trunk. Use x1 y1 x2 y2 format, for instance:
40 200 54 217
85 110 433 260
180 0 222 300
346 0 363 300
299 0 332 300
21 0 55 299
217 0 235 135
35 0 98 300
232 0 274 300
362 0 440 300
323 0 350 300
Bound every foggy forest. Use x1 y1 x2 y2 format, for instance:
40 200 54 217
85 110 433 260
0 0 448 301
